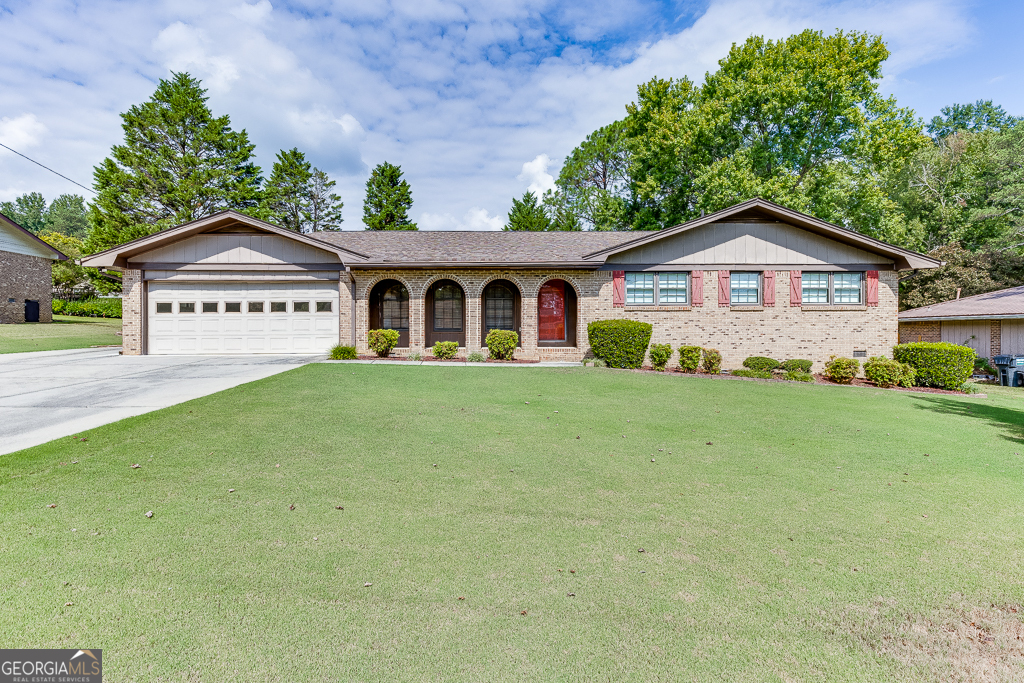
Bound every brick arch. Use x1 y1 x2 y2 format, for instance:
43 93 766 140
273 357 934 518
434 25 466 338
361 274 414 301
472 274 527 298
417 273 473 298
525 274 585 299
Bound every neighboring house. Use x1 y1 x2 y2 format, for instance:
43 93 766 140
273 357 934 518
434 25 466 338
0 213 67 324
80 198 940 366
899 285 1024 359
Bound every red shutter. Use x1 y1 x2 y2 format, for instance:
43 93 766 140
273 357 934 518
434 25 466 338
718 270 730 307
866 270 879 306
690 270 703 306
612 271 625 307
763 270 775 307
790 270 802 307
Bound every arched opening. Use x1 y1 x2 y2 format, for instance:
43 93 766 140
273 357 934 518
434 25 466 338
537 279 577 347
425 279 465 347
481 279 521 346
369 279 410 347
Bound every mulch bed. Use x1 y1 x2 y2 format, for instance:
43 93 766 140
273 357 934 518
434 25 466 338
357 355 539 364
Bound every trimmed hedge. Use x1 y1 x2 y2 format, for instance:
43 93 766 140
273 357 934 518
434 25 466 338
893 342 975 390
824 356 859 384
328 345 357 360
485 329 518 360
781 359 812 373
678 345 702 373
587 320 652 369
367 329 400 357
649 343 672 371
701 348 722 374
731 368 771 379
864 356 916 388
432 341 459 359
743 356 780 373
52 298 122 318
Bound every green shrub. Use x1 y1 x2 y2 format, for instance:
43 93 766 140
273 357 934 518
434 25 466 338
701 348 722 374
677 345 702 373
432 341 459 360
784 370 814 382
781 359 812 373
824 356 859 384
485 329 518 360
592 359 606 368
367 329 400 357
328 345 357 360
408 352 422 361
52 298 122 318
467 351 485 362
974 356 996 376
731 368 772 379
893 342 975 390
648 343 672 371
587 320 653 369
742 356 780 373
864 356 916 388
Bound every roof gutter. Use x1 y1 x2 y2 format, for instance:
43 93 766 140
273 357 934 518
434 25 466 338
350 260 603 270
899 314 1024 322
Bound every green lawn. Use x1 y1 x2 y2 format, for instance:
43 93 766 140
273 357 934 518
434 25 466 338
0 314 122 354
2 366 1023 681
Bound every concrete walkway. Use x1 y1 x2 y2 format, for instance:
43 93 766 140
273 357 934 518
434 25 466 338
0 348 316 455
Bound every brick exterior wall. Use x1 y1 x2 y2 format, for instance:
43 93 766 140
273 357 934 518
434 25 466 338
121 269 144 355
991 320 1001 357
351 268 900 369
0 249 53 324
898 320 941 344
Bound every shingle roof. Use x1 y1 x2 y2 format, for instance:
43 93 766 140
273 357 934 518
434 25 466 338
312 230 655 265
899 285 1024 320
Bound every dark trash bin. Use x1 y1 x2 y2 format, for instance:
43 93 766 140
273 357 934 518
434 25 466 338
992 355 1024 387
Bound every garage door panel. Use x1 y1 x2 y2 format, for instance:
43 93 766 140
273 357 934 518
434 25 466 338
148 281 338 355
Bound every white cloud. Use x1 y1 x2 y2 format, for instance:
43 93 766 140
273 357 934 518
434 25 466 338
0 113 47 149
419 207 505 231
517 154 556 195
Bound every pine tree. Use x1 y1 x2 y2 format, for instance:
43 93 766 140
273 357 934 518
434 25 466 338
504 191 551 231
45 194 90 238
86 72 262 252
306 169 344 232
362 162 417 230
261 148 313 232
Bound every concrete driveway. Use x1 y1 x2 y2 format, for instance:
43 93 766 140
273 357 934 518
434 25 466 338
0 348 317 455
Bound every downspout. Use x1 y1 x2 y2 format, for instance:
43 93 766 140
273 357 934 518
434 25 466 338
347 267 357 347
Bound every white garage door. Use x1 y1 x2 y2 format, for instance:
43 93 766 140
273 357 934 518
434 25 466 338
1002 321 1024 355
940 320 989 358
148 281 339 354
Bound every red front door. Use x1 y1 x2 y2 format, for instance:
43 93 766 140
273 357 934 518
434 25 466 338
538 281 565 342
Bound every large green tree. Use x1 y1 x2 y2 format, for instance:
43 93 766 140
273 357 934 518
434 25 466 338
362 162 417 230
550 121 631 230
306 169 344 232
504 191 551 231
899 243 1024 310
0 192 47 233
926 100 1021 139
261 148 313 232
0 192 88 237
87 72 262 252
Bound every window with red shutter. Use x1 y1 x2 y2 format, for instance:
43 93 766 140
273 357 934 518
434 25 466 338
717 270 730 306
790 270 802 306
866 270 879 306
763 270 775 307
612 271 625 307
691 271 703 306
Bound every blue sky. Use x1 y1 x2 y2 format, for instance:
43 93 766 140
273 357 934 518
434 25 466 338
0 0 1021 229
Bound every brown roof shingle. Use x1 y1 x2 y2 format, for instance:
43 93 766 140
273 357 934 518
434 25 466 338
311 230 655 265
899 285 1024 320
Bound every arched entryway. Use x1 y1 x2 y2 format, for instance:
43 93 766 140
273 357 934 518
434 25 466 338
369 279 410 347
426 279 465 347
481 279 521 346
537 279 577 347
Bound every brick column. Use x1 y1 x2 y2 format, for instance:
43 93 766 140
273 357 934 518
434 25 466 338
991 320 1001 357
121 269 144 355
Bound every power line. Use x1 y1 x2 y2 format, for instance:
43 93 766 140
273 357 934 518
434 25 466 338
0 142 96 195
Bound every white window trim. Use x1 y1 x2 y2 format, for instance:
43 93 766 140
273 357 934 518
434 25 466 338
730 271 761 306
624 272 690 306
802 272 865 306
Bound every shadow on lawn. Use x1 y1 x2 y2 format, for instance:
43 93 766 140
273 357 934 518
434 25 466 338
908 395 1024 445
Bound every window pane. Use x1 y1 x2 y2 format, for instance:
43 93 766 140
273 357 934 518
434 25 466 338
293 301 309 312
155 302 172 313
224 302 241 313
484 284 515 331
730 272 759 304
382 285 409 330
658 272 688 304
270 301 287 312
202 302 218 313
316 301 332 313
802 273 829 304
433 284 463 331
248 301 264 313
625 272 654 305
179 302 195 313
834 272 863 304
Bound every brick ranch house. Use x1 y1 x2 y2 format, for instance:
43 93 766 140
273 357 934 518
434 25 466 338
81 198 940 368
899 284 1024 360
0 213 67 324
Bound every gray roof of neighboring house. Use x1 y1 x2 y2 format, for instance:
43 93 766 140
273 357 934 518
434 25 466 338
313 230 656 266
899 285 1024 321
